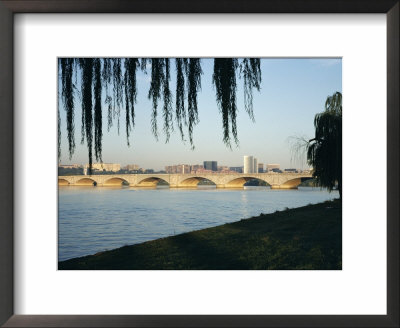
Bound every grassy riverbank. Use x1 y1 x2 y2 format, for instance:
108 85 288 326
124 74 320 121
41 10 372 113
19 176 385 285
59 199 341 270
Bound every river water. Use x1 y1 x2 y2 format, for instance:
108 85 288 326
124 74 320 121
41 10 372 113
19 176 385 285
58 186 339 261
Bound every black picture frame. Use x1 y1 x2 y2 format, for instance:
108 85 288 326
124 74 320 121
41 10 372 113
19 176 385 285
0 1 398 327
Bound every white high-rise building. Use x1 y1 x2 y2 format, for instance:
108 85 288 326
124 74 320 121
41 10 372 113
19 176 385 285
243 156 254 174
253 158 258 174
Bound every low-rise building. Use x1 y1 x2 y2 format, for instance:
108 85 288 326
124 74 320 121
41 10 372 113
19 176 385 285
190 164 204 172
165 164 191 174
59 164 82 169
266 164 280 172
125 164 140 171
229 166 243 173
85 163 121 173
191 167 213 174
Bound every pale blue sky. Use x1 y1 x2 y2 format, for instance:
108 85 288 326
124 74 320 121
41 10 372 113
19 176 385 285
59 58 342 171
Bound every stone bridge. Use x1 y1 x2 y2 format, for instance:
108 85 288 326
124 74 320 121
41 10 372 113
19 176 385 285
58 172 313 189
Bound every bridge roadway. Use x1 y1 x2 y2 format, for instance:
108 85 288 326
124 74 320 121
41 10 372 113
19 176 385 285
58 172 313 189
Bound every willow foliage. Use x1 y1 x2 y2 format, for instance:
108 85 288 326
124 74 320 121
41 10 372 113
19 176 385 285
58 101 61 160
148 58 165 140
124 58 139 145
185 59 203 147
213 58 239 147
58 58 262 171
79 58 94 174
307 92 342 198
162 59 173 142
147 58 176 142
213 58 263 147
112 59 123 133
60 58 75 159
102 58 113 131
240 58 261 121
175 58 187 141
93 58 102 162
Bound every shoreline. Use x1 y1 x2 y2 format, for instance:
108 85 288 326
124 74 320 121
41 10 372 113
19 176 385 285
59 199 342 270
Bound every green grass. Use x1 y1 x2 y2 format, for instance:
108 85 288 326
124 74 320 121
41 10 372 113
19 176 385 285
59 199 342 270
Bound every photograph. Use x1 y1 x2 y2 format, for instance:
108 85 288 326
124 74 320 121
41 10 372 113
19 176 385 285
1 0 396 325
57 57 342 270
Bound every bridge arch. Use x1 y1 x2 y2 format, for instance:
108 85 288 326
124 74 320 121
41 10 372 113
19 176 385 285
178 176 217 188
58 178 70 186
137 176 169 187
273 177 313 189
225 176 269 188
104 177 129 186
75 177 97 186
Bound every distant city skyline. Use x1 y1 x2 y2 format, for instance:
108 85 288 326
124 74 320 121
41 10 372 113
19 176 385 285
59 161 303 172
59 58 342 171
59 161 308 175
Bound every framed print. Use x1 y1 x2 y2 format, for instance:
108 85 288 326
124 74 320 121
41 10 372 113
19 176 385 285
0 1 398 327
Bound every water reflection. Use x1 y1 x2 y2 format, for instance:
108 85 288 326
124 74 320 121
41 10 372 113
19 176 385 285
58 186 338 261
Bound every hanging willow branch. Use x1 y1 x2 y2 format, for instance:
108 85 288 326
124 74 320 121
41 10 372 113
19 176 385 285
124 58 139 145
60 58 76 159
140 58 149 71
58 81 61 160
79 58 94 174
175 58 187 141
59 57 262 172
112 58 123 134
186 58 202 147
213 58 239 147
148 58 165 140
212 58 262 147
93 58 102 162
240 58 261 121
102 58 113 131
163 59 173 142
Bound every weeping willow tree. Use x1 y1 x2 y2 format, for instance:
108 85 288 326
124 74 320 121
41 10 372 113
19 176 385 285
307 92 342 199
58 58 261 174
212 58 261 147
